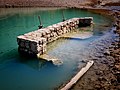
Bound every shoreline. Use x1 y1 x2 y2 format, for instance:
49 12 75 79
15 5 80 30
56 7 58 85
69 5 120 90
55 2 119 90
0 1 119 89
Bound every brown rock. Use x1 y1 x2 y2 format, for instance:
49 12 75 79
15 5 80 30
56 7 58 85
115 63 120 70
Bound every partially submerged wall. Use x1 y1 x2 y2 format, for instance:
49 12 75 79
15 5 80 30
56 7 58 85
17 17 93 56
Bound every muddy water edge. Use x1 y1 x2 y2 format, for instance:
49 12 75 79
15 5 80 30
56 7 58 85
70 8 120 90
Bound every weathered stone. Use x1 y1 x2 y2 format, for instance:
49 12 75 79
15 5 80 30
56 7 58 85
115 64 120 71
17 17 93 56
104 50 110 55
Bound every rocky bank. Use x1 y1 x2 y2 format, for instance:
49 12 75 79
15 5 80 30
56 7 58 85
58 1 120 90
70 6 120 90
0 0 120 8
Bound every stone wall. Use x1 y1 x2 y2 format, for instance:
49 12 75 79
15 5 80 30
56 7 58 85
17 17 93 56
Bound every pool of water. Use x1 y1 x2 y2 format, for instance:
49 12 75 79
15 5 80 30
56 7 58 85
0 8 113 90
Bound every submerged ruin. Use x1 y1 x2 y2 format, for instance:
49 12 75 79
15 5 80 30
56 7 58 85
17 17 93 57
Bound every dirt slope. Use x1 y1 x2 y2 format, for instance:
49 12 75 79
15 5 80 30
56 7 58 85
0 0 119 7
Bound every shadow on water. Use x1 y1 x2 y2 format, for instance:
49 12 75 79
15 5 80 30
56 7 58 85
0 48 55 70
60 36 93 41
18 53 57 70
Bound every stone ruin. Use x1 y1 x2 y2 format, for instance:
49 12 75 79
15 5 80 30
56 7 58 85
17 17 93 56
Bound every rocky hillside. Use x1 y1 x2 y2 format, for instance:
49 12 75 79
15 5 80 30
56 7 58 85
0 0 119 7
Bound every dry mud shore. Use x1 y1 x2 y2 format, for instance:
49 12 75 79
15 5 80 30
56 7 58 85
70 7 120 90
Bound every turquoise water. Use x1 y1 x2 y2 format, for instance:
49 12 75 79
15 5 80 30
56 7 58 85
0 8 112 90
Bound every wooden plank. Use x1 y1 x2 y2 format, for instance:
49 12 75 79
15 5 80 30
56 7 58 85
61 60 94 90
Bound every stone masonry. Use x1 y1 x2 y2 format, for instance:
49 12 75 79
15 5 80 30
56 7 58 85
17 17 93 56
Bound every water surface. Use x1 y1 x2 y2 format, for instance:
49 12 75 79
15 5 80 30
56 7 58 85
0 8 112 90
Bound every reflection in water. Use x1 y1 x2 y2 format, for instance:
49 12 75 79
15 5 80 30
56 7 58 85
0 8 113 90
18 53 50 70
